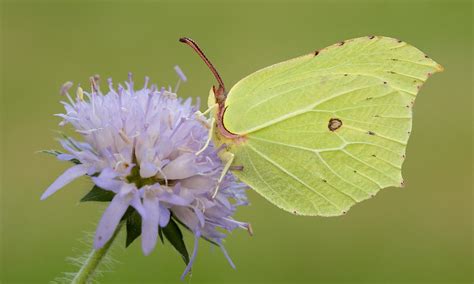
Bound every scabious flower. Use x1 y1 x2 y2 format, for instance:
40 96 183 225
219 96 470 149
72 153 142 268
42 68 250 278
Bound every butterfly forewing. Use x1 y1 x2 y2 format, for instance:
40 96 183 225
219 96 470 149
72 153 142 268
222 36 443 216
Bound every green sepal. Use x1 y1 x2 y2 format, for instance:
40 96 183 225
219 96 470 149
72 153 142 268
40 149 63 157
39 149 81 164
125 210 142 247
158 227 164 244
58 132 82 151
162 219 190 265
80 186 115 202
122 209 190 265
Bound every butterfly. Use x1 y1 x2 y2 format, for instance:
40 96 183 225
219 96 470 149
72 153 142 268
180 36 443 216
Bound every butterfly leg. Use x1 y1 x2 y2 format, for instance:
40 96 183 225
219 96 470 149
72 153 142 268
194 103 217 128
199 103 217 116
194 111 211 128
194 104 218 156
195 117 215 156
211 151 234 199
229 165 243 171
195 103 217 121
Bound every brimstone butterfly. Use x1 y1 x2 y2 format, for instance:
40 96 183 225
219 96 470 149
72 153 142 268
180 36 443 216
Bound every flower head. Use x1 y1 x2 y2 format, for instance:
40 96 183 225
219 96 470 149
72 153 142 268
42 68 249 277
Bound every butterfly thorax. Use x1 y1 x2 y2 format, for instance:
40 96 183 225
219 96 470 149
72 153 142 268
209 85 246 143
206 92 246 166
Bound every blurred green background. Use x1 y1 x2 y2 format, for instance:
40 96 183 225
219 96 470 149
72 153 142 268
1 0 472 283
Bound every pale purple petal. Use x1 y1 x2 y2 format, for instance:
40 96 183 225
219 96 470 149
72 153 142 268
56 153 77 161
141 191 160 255
158 191 192 206
172 206 199 231
218 241 236 270
193 206 205 227
94 184 134 249
130 190 146 218
91 176 122 193
41 164 88 200
180 175 215 190
201 226 226 240
161 153 199 179
174 65 187 82
139 161 158 178
92 168 122 193
98 167 118 179
215 194 232 210
181 231 200 280
159 206 170 227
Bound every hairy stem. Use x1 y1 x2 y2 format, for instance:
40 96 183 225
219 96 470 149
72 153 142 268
71 222 124 284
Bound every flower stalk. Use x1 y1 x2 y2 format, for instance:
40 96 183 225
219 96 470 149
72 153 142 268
71 221 124 284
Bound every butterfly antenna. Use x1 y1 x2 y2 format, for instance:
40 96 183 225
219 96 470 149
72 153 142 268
179 37 226 93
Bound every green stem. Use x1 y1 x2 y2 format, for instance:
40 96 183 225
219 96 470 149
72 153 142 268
71 222 124 284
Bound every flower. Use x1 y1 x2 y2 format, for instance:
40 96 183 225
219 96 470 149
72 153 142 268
42 68 250 277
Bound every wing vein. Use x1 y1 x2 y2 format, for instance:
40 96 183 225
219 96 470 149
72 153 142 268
341 149 401 184
389 58 437 68
315 152 371 197
340 117 408 132
248 138 368 203
326 104 408 113
344 125 408 145
242 146 296 211
246 143 343 212
345 165 383 188
346 141 403 156
242 84 381 134
373 155 402 170
250 136 345 153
